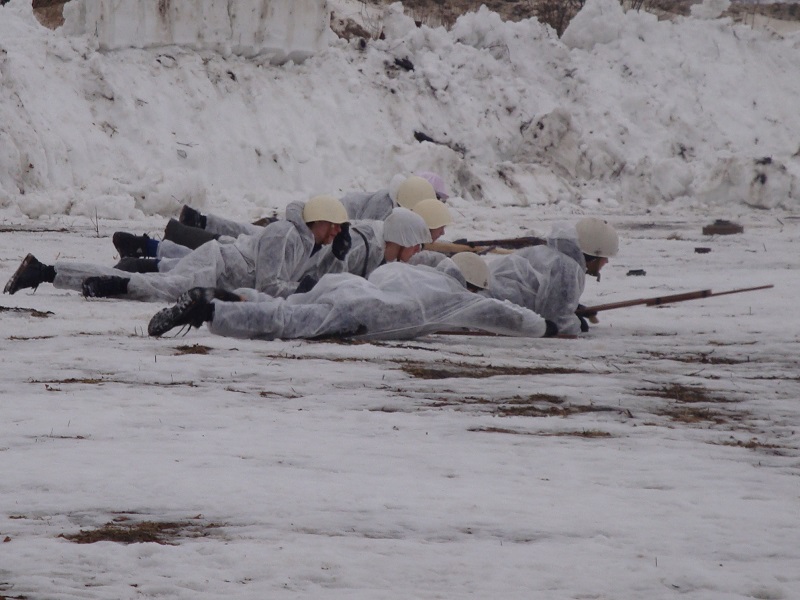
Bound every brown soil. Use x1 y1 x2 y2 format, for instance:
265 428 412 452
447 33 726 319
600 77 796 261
33 1 800 35
60 519 222 545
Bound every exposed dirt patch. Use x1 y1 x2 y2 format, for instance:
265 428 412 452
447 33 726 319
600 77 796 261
637 383 752 427
331 11 376 41
30 377 198 388
708 340 759 347
423 393 628 419
401 360 581 379
60 519 222 545
495 402 621 418
641 383 738 404
174 343 212 355
655 404 735 425
643 351 748 365
2 306 53 318
33 377 105 385
712 436 789 455
0 226 70 233
739 375 800 382
469 426 613 438
259 390 302 399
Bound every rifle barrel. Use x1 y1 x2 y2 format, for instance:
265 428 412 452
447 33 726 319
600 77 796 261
452 236 545 249
577 284 774 316
707 284 774 298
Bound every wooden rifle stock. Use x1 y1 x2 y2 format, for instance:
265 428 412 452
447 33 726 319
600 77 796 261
426 235 545 256
424 241 513 255
577 284 774 317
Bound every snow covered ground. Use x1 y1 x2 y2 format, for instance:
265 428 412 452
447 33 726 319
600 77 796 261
1 0 799 598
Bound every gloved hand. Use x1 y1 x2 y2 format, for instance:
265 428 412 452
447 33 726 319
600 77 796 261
295 275 318 294
331 222 352 260
544 320 558 338
576 304 598 333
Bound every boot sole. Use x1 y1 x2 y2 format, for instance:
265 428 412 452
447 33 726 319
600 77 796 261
3 253 37 295
148 288 207 337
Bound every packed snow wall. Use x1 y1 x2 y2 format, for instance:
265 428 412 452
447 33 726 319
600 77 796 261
61 0 330 63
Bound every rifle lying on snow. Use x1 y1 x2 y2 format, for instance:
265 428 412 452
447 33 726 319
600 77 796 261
426 235 545 255
576 284 774 317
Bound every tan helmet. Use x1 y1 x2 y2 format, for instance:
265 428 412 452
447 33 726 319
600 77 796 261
395 175 437 209
575 217 619 258
412 198 453 229
451 252 489 289
302 195 348 224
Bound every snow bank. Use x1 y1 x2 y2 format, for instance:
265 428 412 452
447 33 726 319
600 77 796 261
62 0 330 63
0 0 799 224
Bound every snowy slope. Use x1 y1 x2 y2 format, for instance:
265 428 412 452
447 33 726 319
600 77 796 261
1 0 799 229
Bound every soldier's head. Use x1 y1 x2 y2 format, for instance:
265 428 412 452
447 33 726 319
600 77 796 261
451 252 489 292
416 171 450 201
303 195 349 245
383 208 432 263
575 217 618 278
393 175 437 210
412 198 453 242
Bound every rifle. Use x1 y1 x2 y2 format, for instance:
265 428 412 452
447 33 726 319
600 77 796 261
424 241 514 255
576 284 774 317
451 235 545 249
426 234 545 255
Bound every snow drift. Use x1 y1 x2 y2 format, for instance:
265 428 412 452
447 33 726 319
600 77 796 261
0 0 798 226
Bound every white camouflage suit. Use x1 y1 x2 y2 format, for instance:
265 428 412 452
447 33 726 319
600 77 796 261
301 219 386 280
194 188 395 241
483 222 587 336
53 202 316 302
207 260 550 341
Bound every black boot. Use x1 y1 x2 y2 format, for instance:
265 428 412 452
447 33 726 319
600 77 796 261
163 218 219 250
148 287 216 337
179 205 207 229
3 254 56 295
113 232 152 258
114 257 160 273
212 288 242 302
82 275 130 298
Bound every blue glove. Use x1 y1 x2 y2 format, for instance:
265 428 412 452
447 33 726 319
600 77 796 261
295 275 318 294
544 320 558 337
331 222 352 260
576 304 591 332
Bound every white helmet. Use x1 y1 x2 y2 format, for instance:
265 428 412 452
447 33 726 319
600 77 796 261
302 195 348 224
383 207 433 246
451 252 489 289
412 198 453 229
575 217 619 258
395 175 437 209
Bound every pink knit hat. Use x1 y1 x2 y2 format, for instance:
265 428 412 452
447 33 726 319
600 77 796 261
415 171 449 201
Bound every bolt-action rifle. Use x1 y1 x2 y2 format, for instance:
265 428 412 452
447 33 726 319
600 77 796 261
576 284 774 318
451 235 546 249
425 235 545 256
